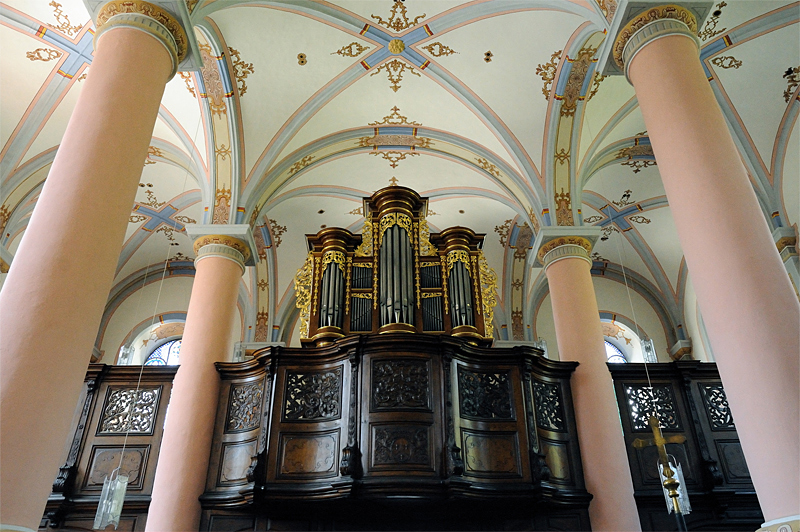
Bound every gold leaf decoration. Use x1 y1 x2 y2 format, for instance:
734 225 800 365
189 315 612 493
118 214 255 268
783 66 799 102
294 253 313 338
370 59 420 92
371 1 426 32
228 47 254 96
495 219 513 247
536 50 562 100
47 1 81 37
422 42 458 58
371 150 419 169
699 2 727 41
711 55 742 69
369 106 421 126
26 48 62 62
212 187 231 224
555 189 573 226
269 218 287 248
179 71 195 97
475 157 500 178
332 42 370 57
288 155 314 175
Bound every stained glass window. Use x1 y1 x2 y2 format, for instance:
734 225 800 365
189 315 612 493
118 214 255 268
144 339 181 366
605 341 628 364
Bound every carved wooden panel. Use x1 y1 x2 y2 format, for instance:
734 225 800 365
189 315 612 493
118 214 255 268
219 439 257 486
283 368 342 422
462 430 521 477
623 384 681 431
457 368 513 420
716 440 751 483
97 387 161 435
371 358 430 411
699 382 735 430
371 424 432 470
635 442 694 486
226 381 263 433
541 439 571 482
278 431 339 478
532 380 566 432
84 445 149 490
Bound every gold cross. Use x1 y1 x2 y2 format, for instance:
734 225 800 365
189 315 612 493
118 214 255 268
632 415 687 512
389 176 399 186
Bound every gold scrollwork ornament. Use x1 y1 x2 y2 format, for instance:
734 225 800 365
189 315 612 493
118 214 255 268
294 253 313 338
478 252 498 338
446 249 471 274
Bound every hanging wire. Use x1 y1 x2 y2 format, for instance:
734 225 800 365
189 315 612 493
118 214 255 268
113 112 203 478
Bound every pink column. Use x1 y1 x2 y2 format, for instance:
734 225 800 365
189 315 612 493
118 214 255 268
539 239 642 532
146 236 249 532
0 4 186 529
615 7 800 528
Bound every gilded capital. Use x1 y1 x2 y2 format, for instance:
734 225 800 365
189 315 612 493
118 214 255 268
613 5 699 78
193 235 251 264
538 240 593 269
94 0 189 78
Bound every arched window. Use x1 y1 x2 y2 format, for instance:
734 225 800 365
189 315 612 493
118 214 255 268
144 339 181 366
605 341 628 364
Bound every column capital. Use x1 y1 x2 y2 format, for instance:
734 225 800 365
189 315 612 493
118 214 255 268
773 226 798 261
532 226 600 269
83 0 203 77
595 1 713 78
186 224 258 269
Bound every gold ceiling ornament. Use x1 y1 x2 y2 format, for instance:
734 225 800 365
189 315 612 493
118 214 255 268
598 0 617 22
600 225 619 241
591 251 608 262
26 48 62 62
388 39 406 54
370 59 420 92
560 45 597 117
613 5 697 70
371 1 426 32
372 150 419 169
698 2 727 41
586 71 605 101
216 144 231 161
173 215 196 224
254 309 269 342
294 253 313 339
554 148 570 165
583 215 603 224
199 44 227 117
358 134 431 149
478 251 498 338
155 225 179 243
554 189 574 226
228 47 254 96
369 106 421 126
783 67 799 103
527 207 540 233
475 157 500 178
129 214 147 223
602 322 633 345
389 176 399 186
257 279 268 292
269 218 287 248
494 219 513 247
144 145 163 165
536 50 562 100
140 190 165 208
629 215 651 225
347 206 364 216
288 155 314 175
47 1 81 37
617 144 656 173
332 42 370 58
422 42 458 58
612 189 634 208
96 0 188 63
178 71 195 97
710 55 741 69
212 187 231 224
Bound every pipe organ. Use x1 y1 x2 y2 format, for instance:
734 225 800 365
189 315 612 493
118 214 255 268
296 186 497 346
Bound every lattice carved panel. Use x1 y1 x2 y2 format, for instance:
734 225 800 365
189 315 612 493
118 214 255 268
532 381 566 432
624 384 681 431
699 383 735 430
98 387 160 435
457 368 513 420
226 381 264 433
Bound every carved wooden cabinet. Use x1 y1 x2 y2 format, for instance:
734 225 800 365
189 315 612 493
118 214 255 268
200 334 591 531
42 364 177 531
610 361 763 531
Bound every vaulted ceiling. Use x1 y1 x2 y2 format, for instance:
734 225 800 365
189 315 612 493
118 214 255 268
1 0 798 353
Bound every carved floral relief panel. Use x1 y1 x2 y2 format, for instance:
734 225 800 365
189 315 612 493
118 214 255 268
283 368 342 421
624 384 681 431
371 358 431 411
462 430 521 477
226 381 264 433
532 381 566 432
699 383 735 430
84 445 149 490
278 431 339 478
371 424 432 470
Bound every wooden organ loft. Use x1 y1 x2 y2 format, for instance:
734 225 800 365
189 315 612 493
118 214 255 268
42 187 761 531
